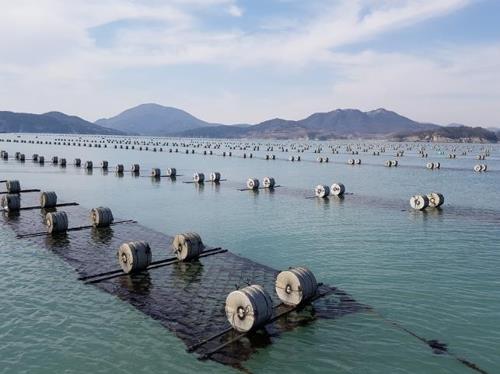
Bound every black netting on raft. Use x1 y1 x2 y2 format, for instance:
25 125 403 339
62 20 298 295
1 193 367 368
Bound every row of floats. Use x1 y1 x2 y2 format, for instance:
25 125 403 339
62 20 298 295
1 180 320 334
2 134 493 159
2 178 444 224
0 148 491 172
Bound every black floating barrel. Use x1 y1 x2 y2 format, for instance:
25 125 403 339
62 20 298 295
46 211 68 234
90 207 114 227
40 191 58 208
117 241 152 274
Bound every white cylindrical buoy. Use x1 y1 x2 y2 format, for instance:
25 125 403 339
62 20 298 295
193 172 205 183
427 192 444 208
247 178 259 190
225 285 273 332
263 177 275 189
6 180 21 194
46 211 68 233
172 232 205 261
433 162 441 169
91 207 114 227
409 195 430 210
1 194 21 212
348 159 355 165
151 168 161 178
481 164 488 172
210 172 221 182
40 191 58 208
315 184 330 198
275 267 318 306
427 162 434 169
117 241 152 274
131 164 140 173
390 160 398 167
167 168 176 177
355 158 361 165
330 183 345 196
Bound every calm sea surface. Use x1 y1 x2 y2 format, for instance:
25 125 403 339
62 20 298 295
0 134 499 374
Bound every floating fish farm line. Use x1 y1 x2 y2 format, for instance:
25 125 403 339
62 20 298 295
5 148 500 225
0 134 495 173
4 144 500 226
3 155 456 214
0 181 365 369
0 178 491 373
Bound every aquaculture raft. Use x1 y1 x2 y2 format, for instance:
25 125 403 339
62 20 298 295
0 188 365 369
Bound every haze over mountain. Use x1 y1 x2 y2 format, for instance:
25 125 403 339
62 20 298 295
95 103 219 136
0 111 124 135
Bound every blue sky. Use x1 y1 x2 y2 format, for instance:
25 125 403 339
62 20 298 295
0 0 499 127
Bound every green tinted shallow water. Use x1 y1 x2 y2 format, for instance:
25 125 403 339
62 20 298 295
0 134 499 374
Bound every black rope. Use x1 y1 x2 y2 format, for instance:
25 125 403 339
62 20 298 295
371 310 489 374
16 220 136 238
84 248 227 285
237 185 282 192
18 202 79 211
0 189 40 195
78 247 222 281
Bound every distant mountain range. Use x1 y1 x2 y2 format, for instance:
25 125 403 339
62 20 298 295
95 103 220 136
0 104 497 143
0 111 124 135
391 125 498 143
178 108 441 140
95 105 444 139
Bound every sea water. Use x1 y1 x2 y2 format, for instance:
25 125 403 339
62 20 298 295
0 134 499 374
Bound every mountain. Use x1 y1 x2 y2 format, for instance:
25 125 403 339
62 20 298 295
175 108 439 139
95 103 219 136
0 111 124 135
2 105 494 142
391 125 498 143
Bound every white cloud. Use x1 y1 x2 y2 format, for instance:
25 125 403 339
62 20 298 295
1 0 499 127
227 4 243 17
